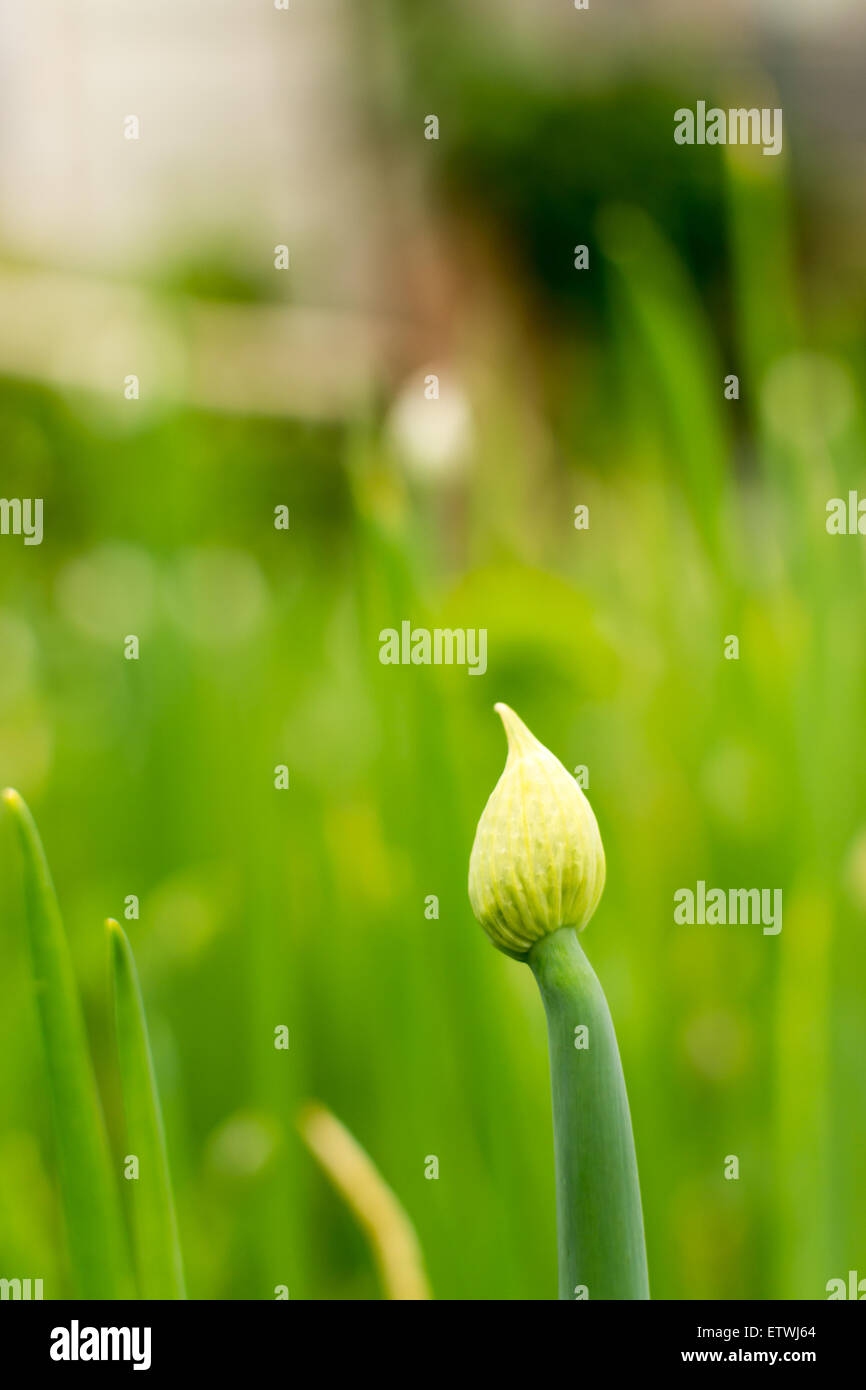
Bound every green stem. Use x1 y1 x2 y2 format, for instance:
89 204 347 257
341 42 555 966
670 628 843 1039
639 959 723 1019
529 927 649 1300
109 919 186 1299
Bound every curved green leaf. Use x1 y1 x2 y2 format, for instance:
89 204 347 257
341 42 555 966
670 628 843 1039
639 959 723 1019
3 788 132 1299
108 919 186 1299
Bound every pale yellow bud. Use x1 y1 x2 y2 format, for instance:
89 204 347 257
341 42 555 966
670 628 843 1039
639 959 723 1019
468 704 605 958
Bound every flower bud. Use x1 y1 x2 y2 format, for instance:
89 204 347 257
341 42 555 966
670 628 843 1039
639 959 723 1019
468 704 605 958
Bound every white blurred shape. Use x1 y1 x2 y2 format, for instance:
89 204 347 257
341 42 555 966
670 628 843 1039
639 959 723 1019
0 611 37 705
166 548 268 646
206 1111 280 1180
762 353 855 447
56 543 157 642
387 369 473 482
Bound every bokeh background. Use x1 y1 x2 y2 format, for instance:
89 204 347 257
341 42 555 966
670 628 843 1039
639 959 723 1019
1 0 865 1300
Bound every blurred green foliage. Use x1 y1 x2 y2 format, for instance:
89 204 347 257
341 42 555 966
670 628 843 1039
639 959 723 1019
1 44 865 1301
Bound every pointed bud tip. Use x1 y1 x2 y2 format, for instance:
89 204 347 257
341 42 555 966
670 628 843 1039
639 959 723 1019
106 919 126 956
470 704 606 957
2 787 21 808
493 702 538 757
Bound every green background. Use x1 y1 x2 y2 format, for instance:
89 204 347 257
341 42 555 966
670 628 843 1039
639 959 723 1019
1 10 865 1299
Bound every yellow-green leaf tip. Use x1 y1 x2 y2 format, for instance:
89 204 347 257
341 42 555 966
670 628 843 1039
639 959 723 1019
2 787 22 809
468 704 605 958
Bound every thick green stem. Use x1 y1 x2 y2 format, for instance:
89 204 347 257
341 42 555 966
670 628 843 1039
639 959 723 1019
529 927 649 1300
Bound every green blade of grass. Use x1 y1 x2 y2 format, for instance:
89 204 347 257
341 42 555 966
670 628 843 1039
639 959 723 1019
298 1100 431 1300
107 918 186 1299
2 788 133 1299
599 203 728 556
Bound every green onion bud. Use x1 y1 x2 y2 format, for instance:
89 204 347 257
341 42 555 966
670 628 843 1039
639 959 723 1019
468 703 605 958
